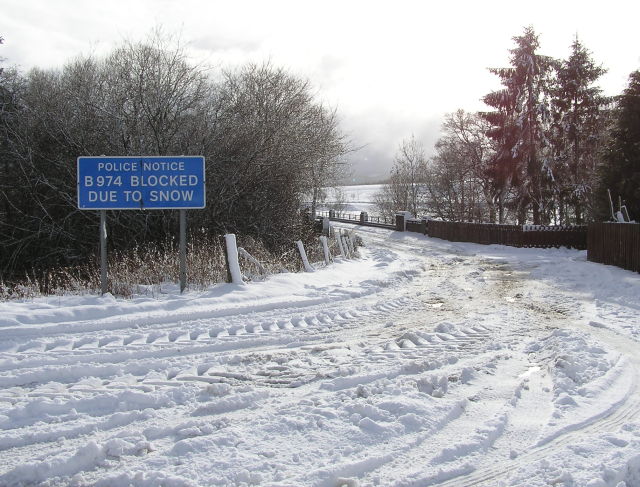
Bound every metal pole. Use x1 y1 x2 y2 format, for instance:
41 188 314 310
100 210 108 295
179 209 187 293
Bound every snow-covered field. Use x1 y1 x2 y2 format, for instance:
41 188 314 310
1 225 640 486
321 185 384 214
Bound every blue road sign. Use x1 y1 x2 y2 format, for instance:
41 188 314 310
77 156 206 210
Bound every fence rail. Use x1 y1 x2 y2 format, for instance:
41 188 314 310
587 223 640 273
316 211 395 229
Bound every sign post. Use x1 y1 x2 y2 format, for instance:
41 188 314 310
100 209 107 295
179 209 187 293
77 156 206 294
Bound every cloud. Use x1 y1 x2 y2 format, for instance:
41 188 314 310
342 107 443 183
189 35 262 54
2 0 639 186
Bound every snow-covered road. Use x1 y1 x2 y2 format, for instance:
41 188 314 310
1 226 639 486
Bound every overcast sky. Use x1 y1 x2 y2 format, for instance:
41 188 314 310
2 0 639 182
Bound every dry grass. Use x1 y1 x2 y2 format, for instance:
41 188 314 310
0 230 361 300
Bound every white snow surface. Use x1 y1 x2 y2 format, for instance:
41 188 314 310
1 225 640 487
320 185 384 214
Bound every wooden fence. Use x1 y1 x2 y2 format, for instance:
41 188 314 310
426 220 587 249
405 219 428 234
320 212 640 273
587 223 640 273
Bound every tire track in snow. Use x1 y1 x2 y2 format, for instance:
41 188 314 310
291 249 549 486
293 235 639 487
416 276 640 486
435 379 640 487
0 266 502 472
7 226 624 486
0 293 420 473
0 295 415 388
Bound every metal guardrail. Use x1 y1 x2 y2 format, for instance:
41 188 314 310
316 211 396 229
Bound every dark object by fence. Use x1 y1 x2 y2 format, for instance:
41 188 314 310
587 223 640 273
427 221 587 250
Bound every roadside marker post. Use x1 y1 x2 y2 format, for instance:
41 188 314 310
296 240 315 272
320 236 331 265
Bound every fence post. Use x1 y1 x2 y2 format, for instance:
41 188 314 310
336 230 347 258
296 240 315 272
342 235 352 258
322 217 330 235
224 234 244 285
346 232 356 255
420 218 428 235
320 236 331 265
395 213 406 232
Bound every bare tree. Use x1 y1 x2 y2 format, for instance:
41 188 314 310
303 106 350 218
0 34 349 277
424 111 496 222
196 61 349 247
374 135 427 218
102 30 213 156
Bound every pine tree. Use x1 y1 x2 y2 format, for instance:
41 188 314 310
481 80 518 223
481 26 554 224
599 70 640 220
550 37 608 224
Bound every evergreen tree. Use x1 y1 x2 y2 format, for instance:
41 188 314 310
482 26 554 224
481 78 518 223
550 37 608 224
599 70 640 220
